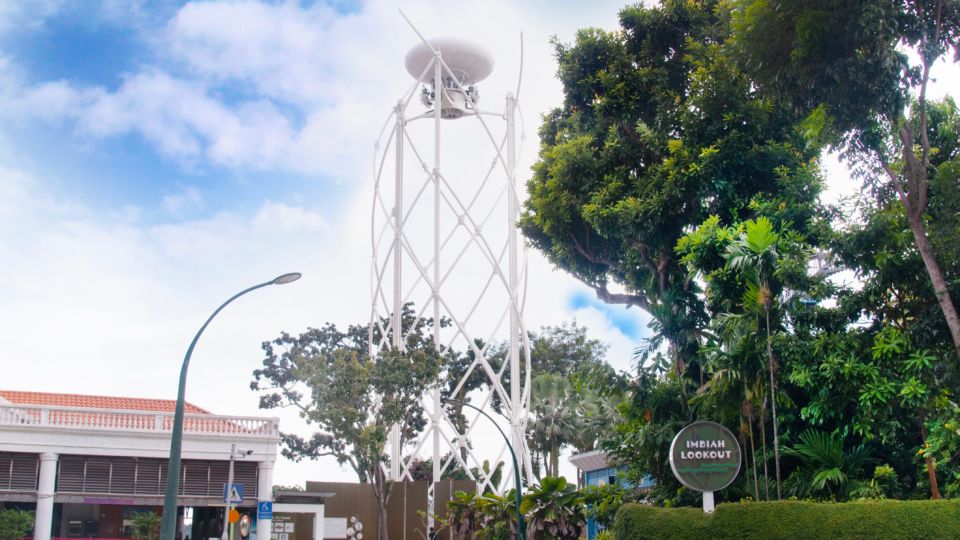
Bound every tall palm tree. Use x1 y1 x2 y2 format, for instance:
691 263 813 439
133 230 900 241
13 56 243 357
693 330 768 500
726 217 785 499
528 374 579 478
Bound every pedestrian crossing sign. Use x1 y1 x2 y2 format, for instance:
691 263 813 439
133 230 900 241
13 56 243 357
223 483 244 504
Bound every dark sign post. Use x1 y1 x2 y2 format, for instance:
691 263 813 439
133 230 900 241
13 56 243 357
669 421 741 513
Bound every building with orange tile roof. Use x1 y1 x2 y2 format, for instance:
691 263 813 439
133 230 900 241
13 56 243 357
0 390 280 540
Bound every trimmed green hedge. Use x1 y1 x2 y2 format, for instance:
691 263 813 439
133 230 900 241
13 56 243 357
612 499 960 539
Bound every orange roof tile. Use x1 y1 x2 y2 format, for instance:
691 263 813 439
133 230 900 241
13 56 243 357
0 390 210 414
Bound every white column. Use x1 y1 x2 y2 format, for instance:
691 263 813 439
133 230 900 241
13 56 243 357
34 453 58 540
313 505 325 540
256 461 274 540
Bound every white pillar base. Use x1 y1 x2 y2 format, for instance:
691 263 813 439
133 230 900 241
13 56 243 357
256 461 275 540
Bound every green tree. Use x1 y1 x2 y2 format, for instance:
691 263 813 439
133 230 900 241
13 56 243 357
0 508 33 540
528 374 579 479
732 0 960 359
678 214 816 500
130 511 161 540
520 0 820 379
486 322 610 409
251 311 443 540
528 323 609 375
724 217 793 499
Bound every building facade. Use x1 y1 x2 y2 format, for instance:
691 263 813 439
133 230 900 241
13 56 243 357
569 450 655 540
0 390 280 540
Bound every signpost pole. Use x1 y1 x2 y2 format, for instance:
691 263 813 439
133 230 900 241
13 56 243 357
224 444 236 540
703 491 715 513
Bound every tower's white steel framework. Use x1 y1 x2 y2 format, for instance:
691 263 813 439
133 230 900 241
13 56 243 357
369 32 532 495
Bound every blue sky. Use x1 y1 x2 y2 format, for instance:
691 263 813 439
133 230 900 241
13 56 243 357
0 0 646 484
1 0 348 223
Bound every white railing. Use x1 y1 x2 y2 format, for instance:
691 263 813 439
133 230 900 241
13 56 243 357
0 404 279 438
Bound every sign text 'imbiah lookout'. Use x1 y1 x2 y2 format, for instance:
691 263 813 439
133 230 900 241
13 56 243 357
669 420 742 512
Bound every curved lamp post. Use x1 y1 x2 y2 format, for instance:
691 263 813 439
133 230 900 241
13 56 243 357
160 273 302 540
443 398 525 540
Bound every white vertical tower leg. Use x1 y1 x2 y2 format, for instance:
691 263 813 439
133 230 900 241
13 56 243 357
390 100 406 481
505 92 525 490
430 47 443 510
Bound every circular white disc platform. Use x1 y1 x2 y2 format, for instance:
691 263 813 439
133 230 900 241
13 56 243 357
405 37 494 84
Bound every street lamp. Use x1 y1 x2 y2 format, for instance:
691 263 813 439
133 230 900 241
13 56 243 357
443 398 525 540
160 273 302 540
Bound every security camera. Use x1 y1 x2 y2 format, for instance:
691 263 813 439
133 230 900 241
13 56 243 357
245 449 254 456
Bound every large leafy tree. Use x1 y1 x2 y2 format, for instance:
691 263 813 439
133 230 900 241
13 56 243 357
792 96 960 499
732 0 960 359
520 0 820 376
251 311 442 540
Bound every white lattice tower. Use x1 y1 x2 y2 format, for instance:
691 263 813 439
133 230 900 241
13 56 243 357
369 33 532 496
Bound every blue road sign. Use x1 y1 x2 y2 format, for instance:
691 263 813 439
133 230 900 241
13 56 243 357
223 483 244 504
257 501 273 520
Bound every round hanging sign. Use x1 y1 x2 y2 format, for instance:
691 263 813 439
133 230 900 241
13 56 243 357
669 420 742 492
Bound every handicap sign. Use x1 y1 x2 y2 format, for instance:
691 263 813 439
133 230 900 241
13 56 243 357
258 501 273 520
223 483 244 504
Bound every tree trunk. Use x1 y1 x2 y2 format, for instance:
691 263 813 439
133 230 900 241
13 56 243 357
746 412 760 500
759 394 770 501
905 215 960 360
765 307 782 500
373 468 392 540
886 15 960 362
880 40 960 362
378 499 389 540
550 438 559 479
919 411 942 500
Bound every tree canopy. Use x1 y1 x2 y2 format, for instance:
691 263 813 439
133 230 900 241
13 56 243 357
523 0 960 507
520 0 826 377
251 309 442 539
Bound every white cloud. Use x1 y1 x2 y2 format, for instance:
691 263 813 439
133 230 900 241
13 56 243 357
0 0 626 182
0 0 67 34
167 1 342 107
162 185 205 216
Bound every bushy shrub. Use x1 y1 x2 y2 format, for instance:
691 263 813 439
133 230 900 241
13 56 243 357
0 509 34 540
612 499 960 539
445 477 585 539
130 511 161 540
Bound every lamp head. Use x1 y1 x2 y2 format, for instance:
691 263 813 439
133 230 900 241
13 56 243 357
272 272 302 285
